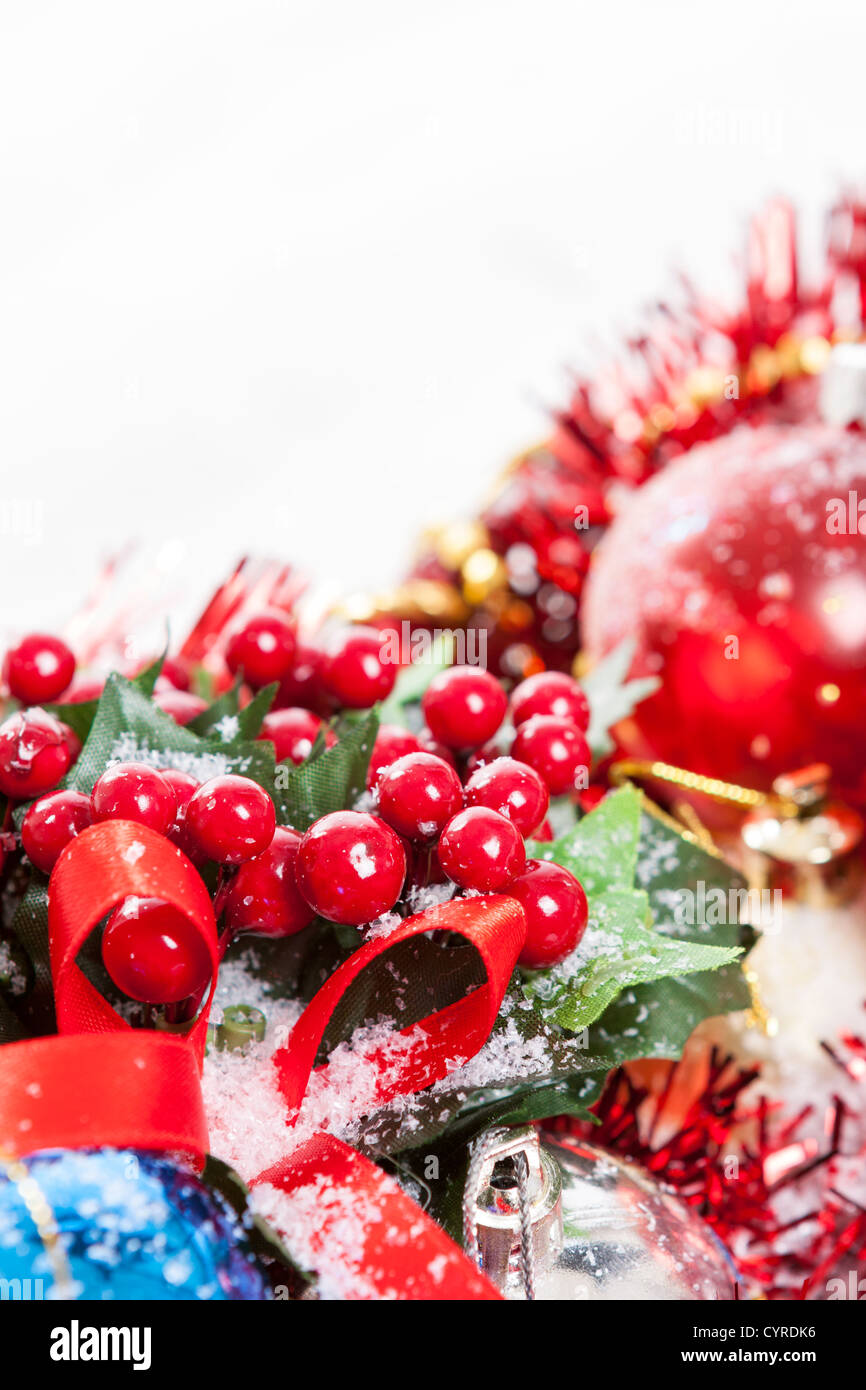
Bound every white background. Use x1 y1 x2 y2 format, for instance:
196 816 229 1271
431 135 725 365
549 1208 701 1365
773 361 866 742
2 0 865 639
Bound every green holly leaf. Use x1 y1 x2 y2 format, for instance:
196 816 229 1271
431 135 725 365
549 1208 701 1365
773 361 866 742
272 708 379 831
189 680 278 744
582 636 660 760
527 782 642 895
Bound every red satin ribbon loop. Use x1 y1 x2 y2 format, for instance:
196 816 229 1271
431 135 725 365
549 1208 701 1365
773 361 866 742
48 819 219 1062
272 894 526 1117
0 1033 208 1161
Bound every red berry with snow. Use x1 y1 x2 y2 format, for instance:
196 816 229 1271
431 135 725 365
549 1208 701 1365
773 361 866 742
226 611 297 690
509 859 588 969
437 806 525 891
296 810 406 925
21 789 93 874
421 666 507 750
510 670 590 732
91 762 178 835
464 756 549 837
0 708 75 799
366 724 424 789
322 627 396 709
101 896 211 1004
511 715 590 796
377 752 463 843
259 707 335 765
184 774 276 863
153 689 208 726
224 826 314 938
4 633 76 705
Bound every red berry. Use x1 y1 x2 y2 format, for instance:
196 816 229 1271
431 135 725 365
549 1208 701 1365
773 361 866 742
511 715 590 796
377 752 463 843
4 633 76 705
417 727 457 766
101 896 211 1004
0 709 75 799
276 643 328 713
158 768 200 812
259 707 335 765
226 612 297 690
366 724 424 789
510 671 590 732
224 826 314 938
158 657 190 691
153 689 208 726
296 811 406 925
437 806 525 891
421 666 507 750
322 627 396 709
464 756 549 837
509 860 588 969
21 789 92 873
185 774 276 864
91 762 178 835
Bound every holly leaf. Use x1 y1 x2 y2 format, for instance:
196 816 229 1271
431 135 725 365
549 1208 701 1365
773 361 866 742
189 680 278 744
582 636 660 759
272 708 379 830
527 782 642 896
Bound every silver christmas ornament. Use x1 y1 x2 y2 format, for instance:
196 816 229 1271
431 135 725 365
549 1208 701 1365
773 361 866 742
463 1126 736 1300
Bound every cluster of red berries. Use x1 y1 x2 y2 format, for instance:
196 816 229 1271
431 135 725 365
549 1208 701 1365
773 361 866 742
1 625 591 1013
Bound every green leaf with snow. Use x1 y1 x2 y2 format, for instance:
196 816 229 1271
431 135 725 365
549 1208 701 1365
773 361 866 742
582 636 660 759
272 707 379 831
189 679 278 743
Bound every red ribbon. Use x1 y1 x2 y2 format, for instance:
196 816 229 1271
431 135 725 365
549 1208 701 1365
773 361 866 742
1 821 526 1300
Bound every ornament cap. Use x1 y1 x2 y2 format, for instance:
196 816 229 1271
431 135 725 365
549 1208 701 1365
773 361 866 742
741 765 864 906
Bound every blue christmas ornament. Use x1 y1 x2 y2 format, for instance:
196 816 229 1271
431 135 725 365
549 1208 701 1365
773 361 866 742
0 1148 269 1300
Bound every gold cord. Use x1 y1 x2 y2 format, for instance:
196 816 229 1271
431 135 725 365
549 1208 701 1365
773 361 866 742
0 1151 75 1295
610 758 798 818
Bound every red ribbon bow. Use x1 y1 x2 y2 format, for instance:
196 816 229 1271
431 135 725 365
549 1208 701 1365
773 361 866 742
0 821 527 1300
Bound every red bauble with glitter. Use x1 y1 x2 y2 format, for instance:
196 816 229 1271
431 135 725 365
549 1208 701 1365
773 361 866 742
583 422 866 800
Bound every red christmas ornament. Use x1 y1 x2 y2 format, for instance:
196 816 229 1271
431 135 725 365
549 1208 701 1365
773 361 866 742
583 422 866 800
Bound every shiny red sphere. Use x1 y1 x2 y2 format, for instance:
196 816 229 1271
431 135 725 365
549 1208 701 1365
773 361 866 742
510 671 589 732
185 774 276 863
511 716 590 796
153 689 208 726
509 859 588 968
322 627 396 709
224 826 314 938
101 896 212 1004
437 806 525 891
296 810 406 925
582 422 866 800
91 762 178 835
21 789 93 874
377 752 463 842
464 756 549 837
421 666 507 750
259 707 335 765
4 633 76 705
226 612 297 690
0 708 75 799
366 724 425 789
